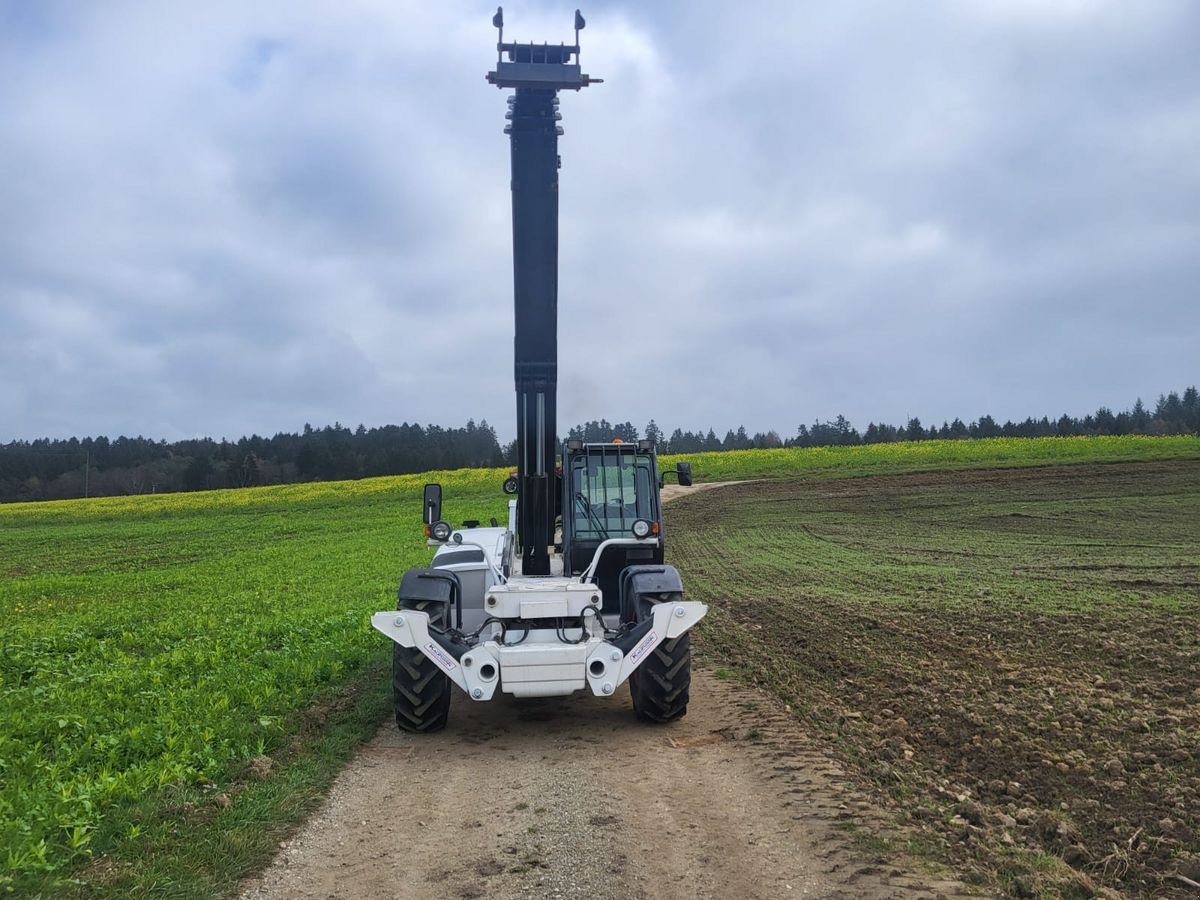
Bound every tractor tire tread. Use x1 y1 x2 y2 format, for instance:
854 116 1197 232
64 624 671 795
631 632 691 724
392 599 451 733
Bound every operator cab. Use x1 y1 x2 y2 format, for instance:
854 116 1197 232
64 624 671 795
562 440 666 612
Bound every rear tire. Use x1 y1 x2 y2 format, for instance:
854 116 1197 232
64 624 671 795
629 593 692 723
392 600 451 733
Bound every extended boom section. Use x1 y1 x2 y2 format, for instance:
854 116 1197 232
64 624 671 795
373 9 705 732
490 16 599 575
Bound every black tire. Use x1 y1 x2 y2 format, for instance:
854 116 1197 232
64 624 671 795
629 594 692 723
392 600 451 733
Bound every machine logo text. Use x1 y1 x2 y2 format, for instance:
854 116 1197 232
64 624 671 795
628 630 659 665
423 641 458 671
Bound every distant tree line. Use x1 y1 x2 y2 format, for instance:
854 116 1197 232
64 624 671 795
1 387 1195 503
0 421 504 503
628 386 1197 454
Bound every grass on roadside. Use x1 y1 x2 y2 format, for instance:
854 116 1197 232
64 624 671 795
0 469 508 897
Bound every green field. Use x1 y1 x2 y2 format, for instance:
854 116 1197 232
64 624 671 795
1 435 1198 896
0 468 512 897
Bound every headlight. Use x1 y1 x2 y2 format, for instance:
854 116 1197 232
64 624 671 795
431 520 452 541
632 519 652 539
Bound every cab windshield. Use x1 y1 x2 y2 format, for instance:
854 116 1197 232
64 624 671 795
570 450 655 539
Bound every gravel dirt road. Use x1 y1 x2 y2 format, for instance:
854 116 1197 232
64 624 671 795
240 484 971 900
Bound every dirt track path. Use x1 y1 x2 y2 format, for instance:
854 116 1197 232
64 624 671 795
240 485 970 900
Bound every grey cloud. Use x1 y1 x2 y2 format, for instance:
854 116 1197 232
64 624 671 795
1 0 1197 443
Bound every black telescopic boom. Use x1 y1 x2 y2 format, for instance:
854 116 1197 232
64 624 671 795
508 87 559 575
487 10 600 575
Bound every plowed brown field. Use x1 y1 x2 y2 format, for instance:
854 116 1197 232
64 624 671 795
671 461 1200 897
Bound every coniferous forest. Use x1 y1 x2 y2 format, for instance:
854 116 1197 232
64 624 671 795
1 386 1195 503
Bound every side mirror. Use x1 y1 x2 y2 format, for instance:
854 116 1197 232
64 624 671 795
676 462 693 487
423 483 442 526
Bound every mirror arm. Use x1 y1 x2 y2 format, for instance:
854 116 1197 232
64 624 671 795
423 482 443 526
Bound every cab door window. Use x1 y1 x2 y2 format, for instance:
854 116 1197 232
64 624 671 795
571 453 654 538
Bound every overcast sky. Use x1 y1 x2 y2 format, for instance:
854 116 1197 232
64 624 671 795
2 1 1197 443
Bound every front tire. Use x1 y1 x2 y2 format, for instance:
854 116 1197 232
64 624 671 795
629 593 692 723
392 600 451 733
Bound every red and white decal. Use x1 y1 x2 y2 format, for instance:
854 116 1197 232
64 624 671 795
423 640 458 672
628 629 659 666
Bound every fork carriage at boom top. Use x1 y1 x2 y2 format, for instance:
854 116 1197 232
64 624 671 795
371 9 706 732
